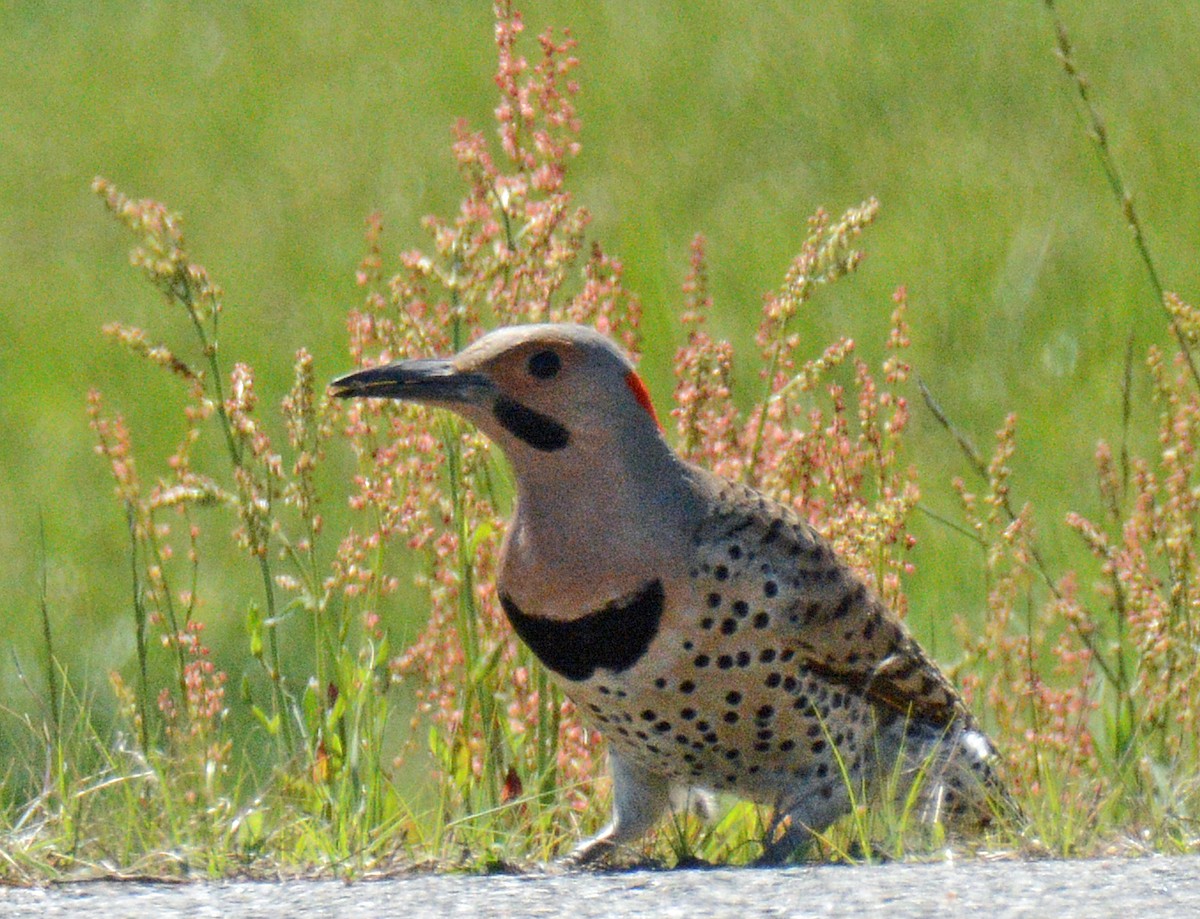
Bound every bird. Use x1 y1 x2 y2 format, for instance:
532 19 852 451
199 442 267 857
331 322 1008 864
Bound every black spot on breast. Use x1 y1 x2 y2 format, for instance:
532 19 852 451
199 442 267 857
493 396 570 451
499 579 663 682
831 591 855 620
724 518 754 538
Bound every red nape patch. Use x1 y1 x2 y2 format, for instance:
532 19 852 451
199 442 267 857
625 371 662 430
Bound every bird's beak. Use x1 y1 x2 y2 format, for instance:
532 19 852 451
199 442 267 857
330 358 493 405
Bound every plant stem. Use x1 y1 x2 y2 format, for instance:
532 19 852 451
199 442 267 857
1042 1 1200 392
37 514 61 742
917 375 1122 691
745 339 784 488
126 503 151 755
174 269 293 753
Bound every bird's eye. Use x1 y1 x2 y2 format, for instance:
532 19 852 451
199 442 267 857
527 350 561 380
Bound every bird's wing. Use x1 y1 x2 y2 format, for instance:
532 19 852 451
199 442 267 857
691 472 971 729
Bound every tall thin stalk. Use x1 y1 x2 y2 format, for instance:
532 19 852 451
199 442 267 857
1042 0 1200 502
125 504 151 755
175 268 294 755
36 515 61 743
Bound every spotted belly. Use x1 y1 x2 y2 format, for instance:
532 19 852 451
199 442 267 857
567 631 889 803
499 569 895 803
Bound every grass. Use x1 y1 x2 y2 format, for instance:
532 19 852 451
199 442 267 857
1 0 1199 878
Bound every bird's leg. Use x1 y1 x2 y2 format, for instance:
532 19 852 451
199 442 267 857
565 751 669 866
756 788 850 866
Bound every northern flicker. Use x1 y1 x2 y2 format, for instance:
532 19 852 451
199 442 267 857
332 323 1008 864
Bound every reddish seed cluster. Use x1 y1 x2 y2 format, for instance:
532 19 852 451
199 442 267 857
960 327 1200 816
343 5 928 824
671 212 916 615
952 420 1103 807
342 1 642 812
90 172 359 799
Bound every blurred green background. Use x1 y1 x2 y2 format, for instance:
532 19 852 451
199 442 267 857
2 2 1198 725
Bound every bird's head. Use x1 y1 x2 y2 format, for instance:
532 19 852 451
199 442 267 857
331 323 665 465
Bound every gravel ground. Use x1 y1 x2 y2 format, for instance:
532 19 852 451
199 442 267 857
3 856 1198 918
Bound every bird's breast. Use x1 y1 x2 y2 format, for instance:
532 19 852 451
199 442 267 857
523 572 889 802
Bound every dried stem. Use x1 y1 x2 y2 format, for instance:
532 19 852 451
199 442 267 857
917 376 1121 691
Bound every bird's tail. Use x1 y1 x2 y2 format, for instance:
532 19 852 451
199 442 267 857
894 717 1022 830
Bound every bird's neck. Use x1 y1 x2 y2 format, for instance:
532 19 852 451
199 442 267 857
498 438 700 620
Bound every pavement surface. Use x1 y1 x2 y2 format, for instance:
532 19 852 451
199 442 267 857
2 855 1198 918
